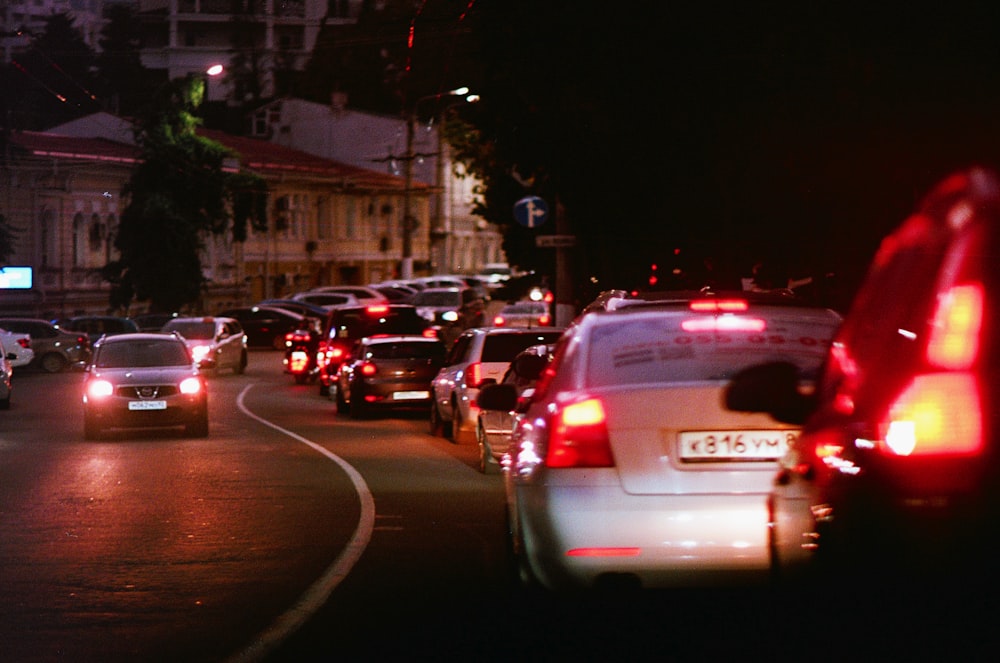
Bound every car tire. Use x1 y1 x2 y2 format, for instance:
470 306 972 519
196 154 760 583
40 352 67 373
350 391 367 419
477 424 501 474
83 415 102 441
448 399 469 444
429 401 452 438
187 414 209 438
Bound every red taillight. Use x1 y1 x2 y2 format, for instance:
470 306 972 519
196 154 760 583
690 299 748 312
422 328 438 338
880 373 982 456
466 362 482 387
538 314 552 326
546 398 614 468
681 316 766 333
366 305 390 315
289 350 309 372
927 283 982 370
285 330 311 344
16 338 30 349
493 315 506 326
360 361 377 376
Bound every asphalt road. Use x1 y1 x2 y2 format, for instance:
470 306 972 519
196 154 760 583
2 352 998 662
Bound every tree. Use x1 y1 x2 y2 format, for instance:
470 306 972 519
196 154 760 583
104 76 267 313
96 4 157 118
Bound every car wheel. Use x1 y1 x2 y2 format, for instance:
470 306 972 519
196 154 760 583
335 385 349 414
477 424 500 474
187 413 209 437
40 352 67 373
350 392 367 419
448 399 468 444
83 415 102 440
429 400 452 438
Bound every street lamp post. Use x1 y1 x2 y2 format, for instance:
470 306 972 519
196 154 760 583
400 87 477 279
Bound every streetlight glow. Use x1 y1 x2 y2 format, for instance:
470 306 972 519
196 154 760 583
206 64 224 77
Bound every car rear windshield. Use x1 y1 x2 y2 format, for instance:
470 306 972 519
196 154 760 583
329 310 428 340
412 291 461 307
96 340 191 368
367 341 445 360
585 310 840 387
481 332 564 362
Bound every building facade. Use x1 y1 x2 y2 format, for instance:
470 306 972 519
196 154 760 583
0 112 430 318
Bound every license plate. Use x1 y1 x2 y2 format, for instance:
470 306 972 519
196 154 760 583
678 430 797 462
128 400 167 411
393 390 429 401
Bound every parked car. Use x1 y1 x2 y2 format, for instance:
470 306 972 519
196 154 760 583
491 300 553 328
316 304 434 396
411 287 480 326
475 343 555 474
56 315 139 344
0 317 91 373
0 328 34 369
218 305 313 350
430 327 564 443
0 335 14 409
82 332 209 439
502 292 842 591
333 335 447 418
726 167 1000 587
161 316 247 374
256 299 331 321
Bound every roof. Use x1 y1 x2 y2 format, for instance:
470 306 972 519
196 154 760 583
8 119 425 192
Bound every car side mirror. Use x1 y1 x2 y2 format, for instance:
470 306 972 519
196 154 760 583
724 361 817 425
477 383 518 412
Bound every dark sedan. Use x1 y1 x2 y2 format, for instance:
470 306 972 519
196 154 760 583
217 305 310 350
82 332 208 439
333 335 447 419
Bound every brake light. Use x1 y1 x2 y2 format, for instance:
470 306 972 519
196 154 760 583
466 362 482 387
16 338 30 349
493 315 506 326
538 314 551 326
360 361 377 376
690 299 748 312
546 398 614 468
681 317 766 333
422 328 438 338
366 305 390 315
927 283 982 370
285 330 311 345
180 377 203 395
880 373 982 456
289 350 309 372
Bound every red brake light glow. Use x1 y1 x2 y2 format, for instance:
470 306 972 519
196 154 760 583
365 305 390 315
690 299 748 312
546 398 614 468
466 362 482 387
882 373 982 456
360 361 377 376
493 315 506 326
681 317 766 333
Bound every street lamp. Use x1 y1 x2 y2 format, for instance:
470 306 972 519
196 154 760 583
400 87 478 279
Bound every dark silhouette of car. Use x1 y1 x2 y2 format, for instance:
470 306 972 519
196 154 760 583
56 315 139 344
218 305 312 350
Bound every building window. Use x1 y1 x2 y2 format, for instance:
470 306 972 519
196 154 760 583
316 196 330 240
73 213 87 267
344 197 357 240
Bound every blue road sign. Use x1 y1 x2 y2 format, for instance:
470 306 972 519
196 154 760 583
513 196 548 228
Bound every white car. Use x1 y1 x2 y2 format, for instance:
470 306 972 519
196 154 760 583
0 328 34 369
160 317 248 375
503 292 842 590
430 327 564 443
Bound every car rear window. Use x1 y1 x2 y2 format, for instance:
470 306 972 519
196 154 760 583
163 321 215 339
367 341 445 360
329 309 428 340
585 310 840 387
481 332 564 362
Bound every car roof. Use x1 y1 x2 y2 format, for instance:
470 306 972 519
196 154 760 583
361 334 443 343
95 331 183 345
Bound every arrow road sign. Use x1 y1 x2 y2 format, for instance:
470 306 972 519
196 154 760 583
513 196 548 228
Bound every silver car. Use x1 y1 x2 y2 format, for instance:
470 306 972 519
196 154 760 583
503 293 842 590
161 317 248 375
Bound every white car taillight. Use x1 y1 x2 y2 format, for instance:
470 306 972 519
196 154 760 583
545 397 614 468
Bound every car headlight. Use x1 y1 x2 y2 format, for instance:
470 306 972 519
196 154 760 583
191 345 212 362
87 379 114 399
179 377 203 395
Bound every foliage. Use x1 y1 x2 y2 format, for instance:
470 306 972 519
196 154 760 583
105 77 267 312
0 214 20 265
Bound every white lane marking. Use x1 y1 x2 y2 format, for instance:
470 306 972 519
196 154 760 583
227 384 376 663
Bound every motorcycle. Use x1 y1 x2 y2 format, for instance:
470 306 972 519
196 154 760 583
282 320 322 384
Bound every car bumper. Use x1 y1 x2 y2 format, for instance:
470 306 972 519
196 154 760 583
517 484 772 590
84 397 206 429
